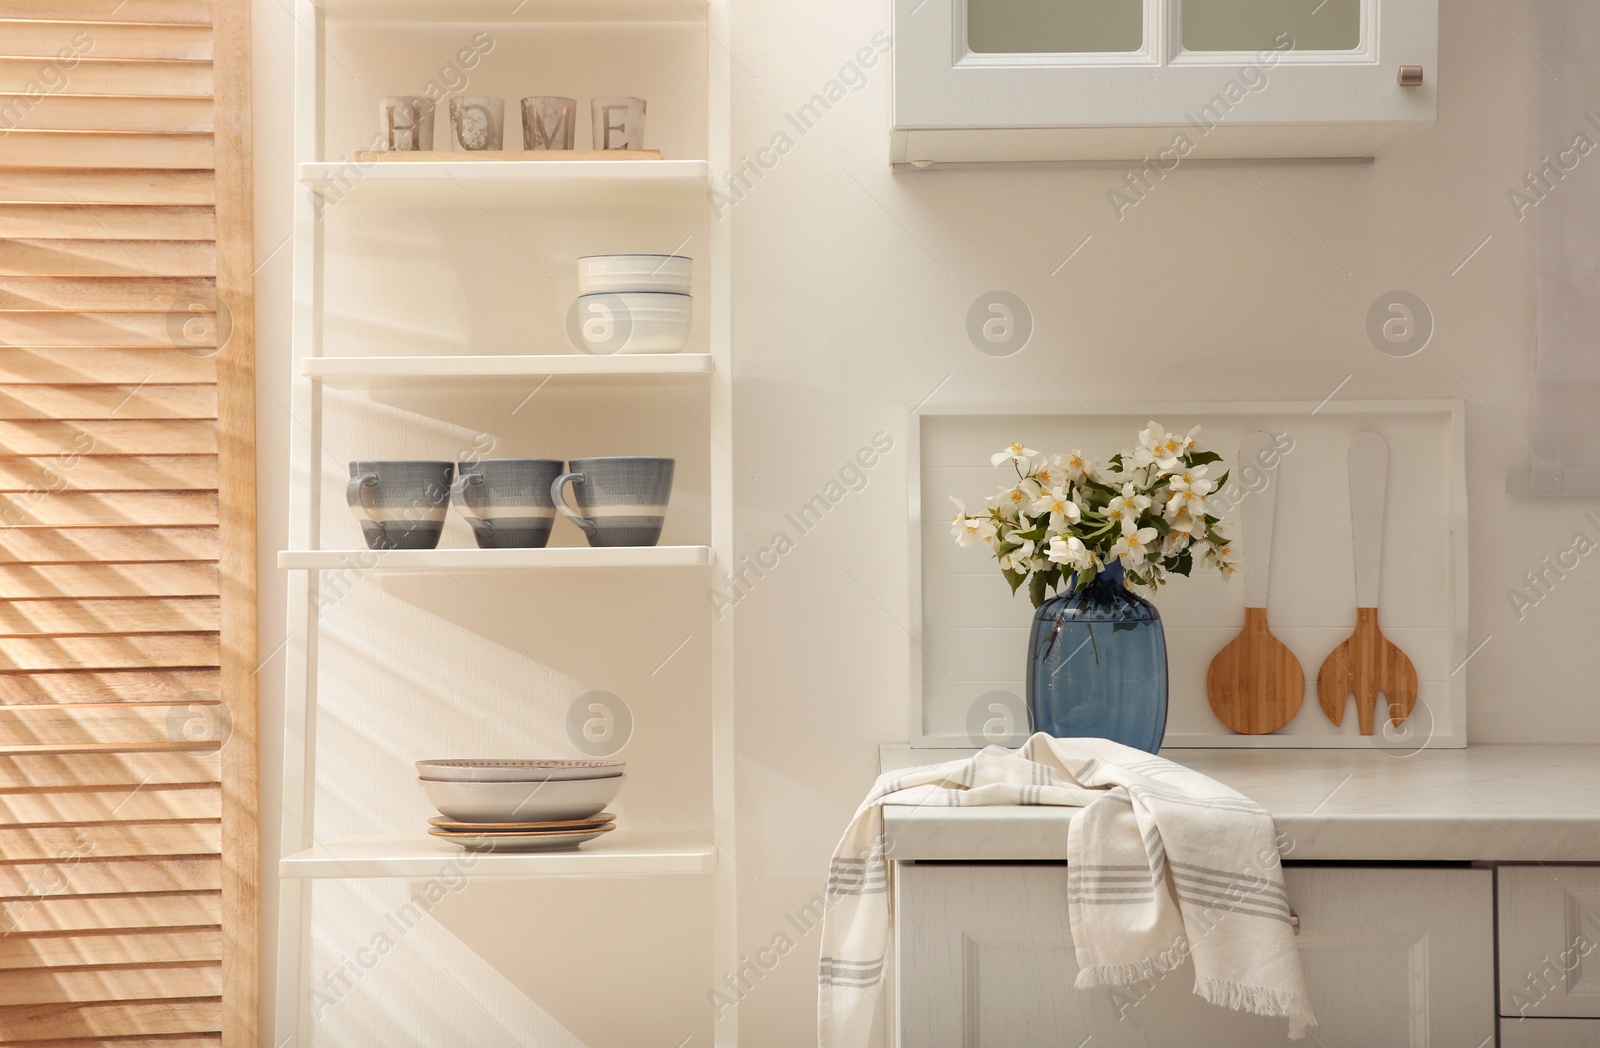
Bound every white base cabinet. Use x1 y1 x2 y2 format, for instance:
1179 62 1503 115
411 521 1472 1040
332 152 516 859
1501 1019 1600 1047
1499 866 1600 1021
896 863 1495 1047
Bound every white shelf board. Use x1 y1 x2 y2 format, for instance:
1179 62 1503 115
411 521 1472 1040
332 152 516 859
311 0 706 23
278 545 714 570
299 160 709 207
306 353 712 388
281 830 717 879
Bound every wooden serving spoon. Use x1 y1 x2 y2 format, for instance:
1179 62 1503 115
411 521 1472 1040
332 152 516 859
1206 431 1305 734
1317 432 1419 734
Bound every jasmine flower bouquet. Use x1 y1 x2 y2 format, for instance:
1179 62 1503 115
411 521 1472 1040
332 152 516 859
950 421 1237 607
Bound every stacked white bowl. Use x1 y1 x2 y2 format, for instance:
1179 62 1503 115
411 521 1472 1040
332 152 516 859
574 254 692 354
417 759 625 852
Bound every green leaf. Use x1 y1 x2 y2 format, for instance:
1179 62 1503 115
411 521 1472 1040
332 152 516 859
1003 568 1026 595
1028 571 1049 608
1173 550 1194 576
1187 450 1222 467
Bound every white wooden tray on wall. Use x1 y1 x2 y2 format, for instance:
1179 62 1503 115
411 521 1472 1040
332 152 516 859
910 401 1468 750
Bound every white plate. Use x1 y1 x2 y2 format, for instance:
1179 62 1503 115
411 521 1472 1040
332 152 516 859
416 758 625 783
427 812 615 831
419 774 624 822
427 825 614 852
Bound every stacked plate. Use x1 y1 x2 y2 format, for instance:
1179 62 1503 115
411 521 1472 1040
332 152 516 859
417 759 625 852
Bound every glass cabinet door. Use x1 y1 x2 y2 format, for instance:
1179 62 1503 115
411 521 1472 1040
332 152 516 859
1181 0 1361 52
966 0 1142 54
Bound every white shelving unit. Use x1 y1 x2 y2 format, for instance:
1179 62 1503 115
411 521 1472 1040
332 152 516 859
276 0 736 1043
304 352 714 388
277 546 715 570
299 158 711 206
282 830 718 879
309 0 706 22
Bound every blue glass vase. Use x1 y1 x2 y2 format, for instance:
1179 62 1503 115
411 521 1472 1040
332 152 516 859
1024 561 1168 753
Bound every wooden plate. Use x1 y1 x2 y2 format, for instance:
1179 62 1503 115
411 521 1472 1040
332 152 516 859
428 812 616 832
427 824 615 852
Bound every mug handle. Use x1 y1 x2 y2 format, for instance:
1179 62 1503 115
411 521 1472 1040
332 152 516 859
452 472 489 533
550 472 597 537
346 473 379 515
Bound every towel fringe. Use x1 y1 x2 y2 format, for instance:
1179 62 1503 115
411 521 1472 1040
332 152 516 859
1194 974 1317 1040
1073 948 1189 991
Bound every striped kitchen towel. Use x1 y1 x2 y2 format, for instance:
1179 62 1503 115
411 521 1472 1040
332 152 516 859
817 733 1315 1045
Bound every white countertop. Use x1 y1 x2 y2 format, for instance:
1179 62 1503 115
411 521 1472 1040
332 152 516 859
879 745 1600 862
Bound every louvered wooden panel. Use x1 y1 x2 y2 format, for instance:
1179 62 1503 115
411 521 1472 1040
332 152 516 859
0 999 222 1041
0 421 218 455
0 0 254 1042
0 278 215 311
0 528 218 563
0 672 219 705
0 170 213 205
0 97 213 133
0 598 219 634
0 0 211 20
0 752 218 785
0 928 220 968
0 456 219 491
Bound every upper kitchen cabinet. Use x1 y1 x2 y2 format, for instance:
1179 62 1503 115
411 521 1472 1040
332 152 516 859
891 0 1437 163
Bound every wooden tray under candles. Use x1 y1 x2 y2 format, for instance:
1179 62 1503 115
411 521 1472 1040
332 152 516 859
353 150 663 162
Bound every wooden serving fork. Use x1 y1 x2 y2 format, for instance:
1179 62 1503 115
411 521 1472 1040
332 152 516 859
1317 433 1419 734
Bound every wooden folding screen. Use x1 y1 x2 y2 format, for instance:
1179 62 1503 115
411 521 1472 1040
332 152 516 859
0 0 256 1042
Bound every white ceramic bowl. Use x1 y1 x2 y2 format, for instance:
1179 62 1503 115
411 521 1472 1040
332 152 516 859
416 759 626 783
577 254 692 296
575 292 691 354
420 775 624 823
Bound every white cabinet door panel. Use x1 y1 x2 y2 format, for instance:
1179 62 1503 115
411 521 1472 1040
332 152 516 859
897 863 1494 1048
1499 866 1600 1019
1501 1018 1600 1048
892 0 1437 130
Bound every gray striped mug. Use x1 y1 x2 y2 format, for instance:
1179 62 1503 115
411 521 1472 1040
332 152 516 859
452 458 563 549
346 461 452 550
551 457 674 547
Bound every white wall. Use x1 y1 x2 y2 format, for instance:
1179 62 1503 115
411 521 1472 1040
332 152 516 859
253 0 1594 1044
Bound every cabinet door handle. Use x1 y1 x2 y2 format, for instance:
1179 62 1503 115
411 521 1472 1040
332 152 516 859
1289 910 1301 935
1398 65 1424 87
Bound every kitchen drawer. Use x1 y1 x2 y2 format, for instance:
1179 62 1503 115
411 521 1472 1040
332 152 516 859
1499 866 1600 1019
1501 1018 1600 1047
896 863 1494 1048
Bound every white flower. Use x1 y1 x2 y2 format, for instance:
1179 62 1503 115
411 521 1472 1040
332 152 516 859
1030 486 1082 531
1161 532 1191 559
1134 421 1183 471
1046 534 1092 571
1111 525 1160 568
986 485 1024 520
998 539 1035 573
1166 506 1203 537
949 497 996 547
991 442 1038 469
1206 537 1237 575
1177 424 1202 455
1060 449 1097 482
1164 465 1215 519
1106 482 1152 526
